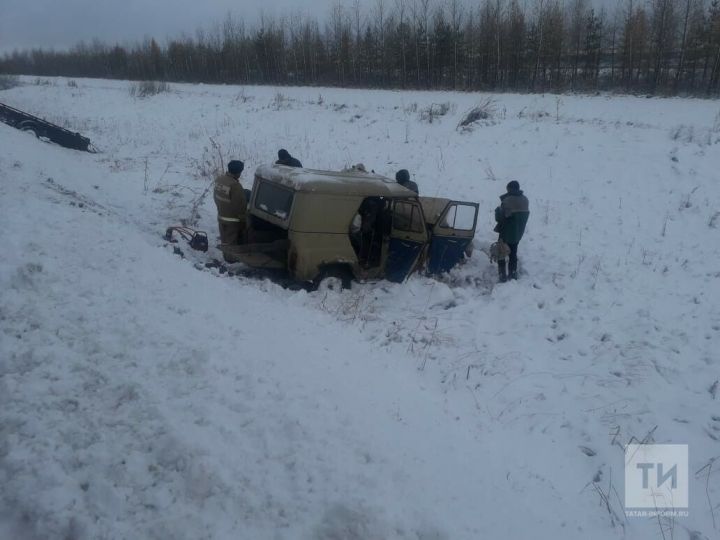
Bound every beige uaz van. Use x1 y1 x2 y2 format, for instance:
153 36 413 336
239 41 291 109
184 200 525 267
220 164 479 288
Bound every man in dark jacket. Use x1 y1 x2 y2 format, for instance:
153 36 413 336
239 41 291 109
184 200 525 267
276 149 303 168
395 169 419 194
213 160 247 245
494 181 529 282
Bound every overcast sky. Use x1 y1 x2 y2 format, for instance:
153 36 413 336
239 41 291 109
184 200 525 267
0 0 332 53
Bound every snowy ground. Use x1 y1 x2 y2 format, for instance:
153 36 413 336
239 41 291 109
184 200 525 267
1 77 719 539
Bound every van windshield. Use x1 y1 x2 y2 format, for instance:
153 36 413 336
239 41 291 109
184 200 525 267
254 181 294 220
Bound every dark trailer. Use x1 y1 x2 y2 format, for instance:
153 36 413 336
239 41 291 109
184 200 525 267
0 101 95 152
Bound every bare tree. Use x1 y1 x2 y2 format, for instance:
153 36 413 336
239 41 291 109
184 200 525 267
447 0 464 88
420 0 432 86
675 0 693 87
375 0 387 84
352 0 363 83
532 0 547 89
650 0 677 90
568 0 587 89
394 0 408 86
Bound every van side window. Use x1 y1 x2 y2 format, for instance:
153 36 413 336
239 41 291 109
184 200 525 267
393 201 424 233
254 181 294 220
440 203 476 231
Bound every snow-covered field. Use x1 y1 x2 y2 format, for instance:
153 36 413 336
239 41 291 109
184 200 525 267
1 77 719 540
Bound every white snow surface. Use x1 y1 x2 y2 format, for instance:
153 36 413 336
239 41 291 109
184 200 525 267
1 77 719 540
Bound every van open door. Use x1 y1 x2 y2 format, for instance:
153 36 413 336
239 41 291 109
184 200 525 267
427 201 479 275
385 199 428 282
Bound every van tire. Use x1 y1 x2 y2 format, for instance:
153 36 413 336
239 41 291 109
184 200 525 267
313 265 353 292
19 121 39 138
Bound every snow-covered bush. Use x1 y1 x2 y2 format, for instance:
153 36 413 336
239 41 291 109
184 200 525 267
419 102 454 123
457 98 497 131
0 74 20 90
709 211 720 229
517 106 550 121
233 87 252 104
272 91 291 110
670 124 719 146
129 80 171 98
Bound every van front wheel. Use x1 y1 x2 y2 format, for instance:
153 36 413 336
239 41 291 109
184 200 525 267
313 265 353 292
19 121 39 138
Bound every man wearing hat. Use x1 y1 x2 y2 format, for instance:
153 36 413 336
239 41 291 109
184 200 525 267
213 160 248 245
494 181 530 282
395 169 419 194
276 149 303 168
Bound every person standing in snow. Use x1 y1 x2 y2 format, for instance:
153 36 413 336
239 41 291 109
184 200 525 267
395 169 419 194
276 149 303 168
213 160 247 245
494 181 529 282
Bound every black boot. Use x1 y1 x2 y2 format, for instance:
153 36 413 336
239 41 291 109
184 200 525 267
498 260 507 283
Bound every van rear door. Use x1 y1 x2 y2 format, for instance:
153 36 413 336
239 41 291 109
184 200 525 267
427 201 478 274
385 199 428 282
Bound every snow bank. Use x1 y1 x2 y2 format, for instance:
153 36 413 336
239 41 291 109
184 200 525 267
1 78 719 539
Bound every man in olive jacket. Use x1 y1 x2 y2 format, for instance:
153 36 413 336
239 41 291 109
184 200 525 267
494 181 529 282
213 160 247 245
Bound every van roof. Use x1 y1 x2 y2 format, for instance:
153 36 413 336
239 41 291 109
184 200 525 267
254 164 418 197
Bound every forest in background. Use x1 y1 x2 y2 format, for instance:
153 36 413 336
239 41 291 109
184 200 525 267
1 0 720 96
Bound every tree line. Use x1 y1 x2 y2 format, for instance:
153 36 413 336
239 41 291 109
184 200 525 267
2 0 720 96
